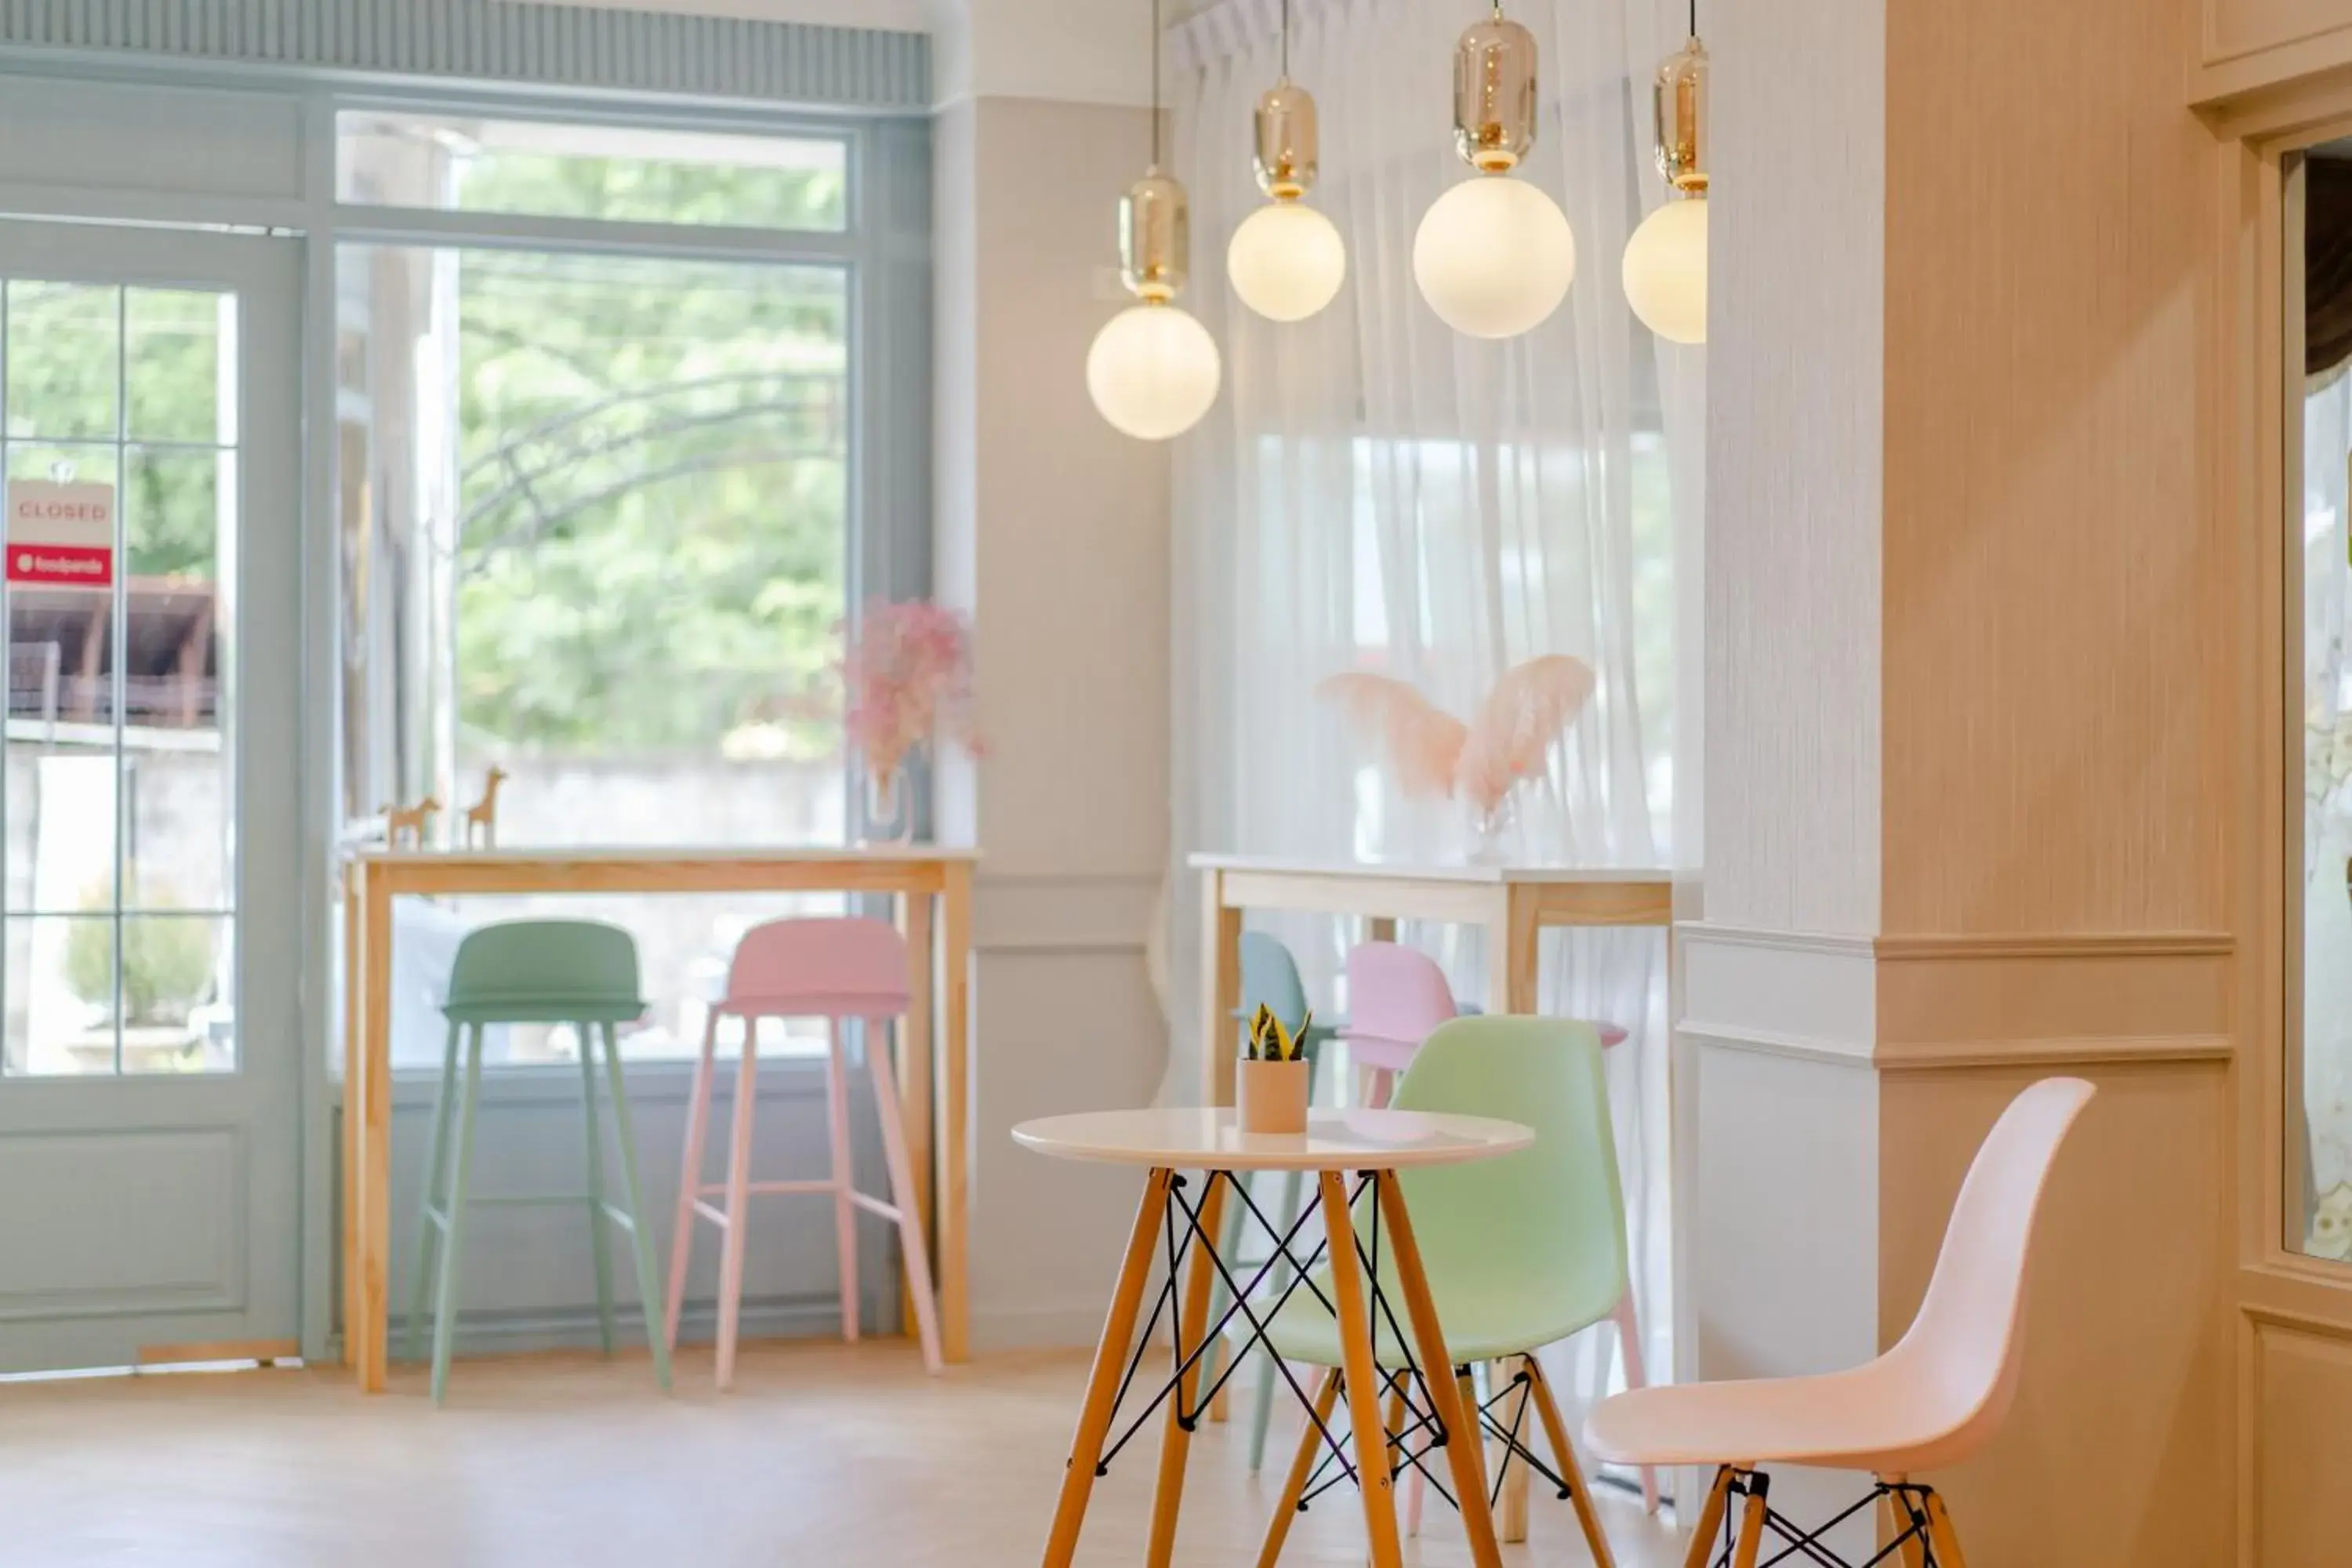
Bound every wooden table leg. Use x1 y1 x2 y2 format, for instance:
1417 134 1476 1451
1319 1171 1405 1568
358 868 394 1394
1256 1367 1339 1568
1374 1171 1502 1568
1145 1172 1231 1567
339 867 361 1372
1367 915 1397 943
1044 1168 1174 1568
941 860 973 1363
1486 884 1541 1535
1201 868 1240 1109
895 887 935 1338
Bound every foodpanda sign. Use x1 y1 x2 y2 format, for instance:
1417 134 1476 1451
5 481 114 589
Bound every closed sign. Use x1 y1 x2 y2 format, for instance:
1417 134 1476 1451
6 481 114 589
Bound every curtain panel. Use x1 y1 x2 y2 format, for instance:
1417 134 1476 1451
1164 0 1705 1432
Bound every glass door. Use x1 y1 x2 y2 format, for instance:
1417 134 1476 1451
0 222 300 1371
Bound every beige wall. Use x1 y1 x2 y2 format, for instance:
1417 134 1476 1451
1690 0 2237 1559
934 94 1173 1349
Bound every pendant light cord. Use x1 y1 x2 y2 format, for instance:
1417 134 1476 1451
1150 0 1163 166
1280 0 1290 78
1689 0 1697 38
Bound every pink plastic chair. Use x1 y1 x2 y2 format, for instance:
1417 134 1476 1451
1584 1077 2096 1567
663 916 942 1388
1340 938 1658 1517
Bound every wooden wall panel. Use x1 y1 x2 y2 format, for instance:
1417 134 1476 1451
1882 0 2224 937
2247 1316 2352 1565
1879 1061 2232 1568
2205 0 2352 63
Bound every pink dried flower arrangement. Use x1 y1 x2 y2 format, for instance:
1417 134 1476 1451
833 599 984 782
1317 655 1595 822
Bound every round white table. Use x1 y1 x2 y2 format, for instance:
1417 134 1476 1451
1012 1107 1532 1568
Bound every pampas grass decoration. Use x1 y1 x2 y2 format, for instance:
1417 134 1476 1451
1316 655 1597 820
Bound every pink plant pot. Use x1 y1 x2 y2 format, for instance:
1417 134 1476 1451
1236 1057 1310 1136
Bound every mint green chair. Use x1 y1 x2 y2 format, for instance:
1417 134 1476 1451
1207 932 1341 1469
1252 1015 1625 1568
404 919 673 1404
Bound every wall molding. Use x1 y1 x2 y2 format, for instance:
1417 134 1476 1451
974 869 1158 956
1872 1033 2235 1071
0 0 931 110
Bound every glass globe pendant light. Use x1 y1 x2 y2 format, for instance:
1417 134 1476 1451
1226 0 1346 323
1623 15 1709 345
1088 0 1221 441
1413 2 1576 340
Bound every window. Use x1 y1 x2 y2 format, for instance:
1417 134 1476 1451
337 113 849 231
4 282 238 1075
336 112 904 1069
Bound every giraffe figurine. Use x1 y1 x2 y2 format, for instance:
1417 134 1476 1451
382 797 441 850
463 766 509 848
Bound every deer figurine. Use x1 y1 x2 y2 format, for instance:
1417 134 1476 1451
382 797 440 850
463 766 509 848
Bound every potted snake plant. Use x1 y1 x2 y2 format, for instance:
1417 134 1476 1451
1237 1003 1312 1135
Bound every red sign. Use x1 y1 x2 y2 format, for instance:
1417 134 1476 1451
6 481 114 589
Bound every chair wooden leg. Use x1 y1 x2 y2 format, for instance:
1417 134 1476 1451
1923 1491 1970 1568
1044 1168 1176 1568
1320 1171 1405 1568
1145 1172 1231 1568
1370 1171 1501 1568
1730 1472 1770 1568
1882 1478 1929 1568
1255 1367 1340 1568
865 1022 942 1371
1246 1167 1310 1471
1680 1467 1733 1568
427 1025 486 1406
713 1020 761 1392
663 1007 720 1354
1496 1362 1532 1541
823 1019 860 1343
1524 1353 1618 1568
1204 1178 1250 1425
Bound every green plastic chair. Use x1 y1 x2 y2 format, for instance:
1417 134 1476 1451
1205 933 1341 1468
403 919 673 1404
1251 1015 1627 1566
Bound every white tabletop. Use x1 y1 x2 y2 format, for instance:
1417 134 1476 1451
1011 1108 1533 1171
1189 853 1669 885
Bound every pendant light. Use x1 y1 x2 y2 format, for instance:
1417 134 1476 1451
1623 8 1709 345
1413 2 1576 340
1087 0 1222 441
1225 0 1347 322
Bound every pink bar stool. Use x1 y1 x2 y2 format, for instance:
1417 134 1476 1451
1342 938 1658 1517
663 916 942 1388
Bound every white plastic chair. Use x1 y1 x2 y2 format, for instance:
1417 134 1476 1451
1583 1076 2096 1568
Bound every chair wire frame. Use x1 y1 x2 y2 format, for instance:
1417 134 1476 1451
1077 1167 1607 1532
1696 1469 1952 1568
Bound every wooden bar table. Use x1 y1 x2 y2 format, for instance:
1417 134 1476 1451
1191 854 1674 1109
339 845 976 1393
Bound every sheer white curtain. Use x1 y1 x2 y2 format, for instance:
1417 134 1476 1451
1166 0 1703 1432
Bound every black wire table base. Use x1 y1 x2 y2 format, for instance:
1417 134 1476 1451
1039 1164 1508 1568
1695 1471 1962 1568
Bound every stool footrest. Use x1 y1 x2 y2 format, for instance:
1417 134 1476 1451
466 1193 602 1208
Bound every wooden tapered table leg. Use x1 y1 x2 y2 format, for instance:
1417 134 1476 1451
895 887 935 1338
1680 1467 1733 1568
1201 867 1241 1109
1043 1168 1175 1568
940 860 973 1363
340 867 361 1370
1321 1171 1405 1568
358 867 393 1393
1374 1171 1503 1568
1145 1173 1232 1568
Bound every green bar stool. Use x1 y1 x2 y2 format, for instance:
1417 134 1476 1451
404 918 673 1404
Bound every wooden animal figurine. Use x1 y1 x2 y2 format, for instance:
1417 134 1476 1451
463 766 509 848
382 797 440 850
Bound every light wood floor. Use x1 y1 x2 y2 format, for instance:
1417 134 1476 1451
0 1341 1683 1566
